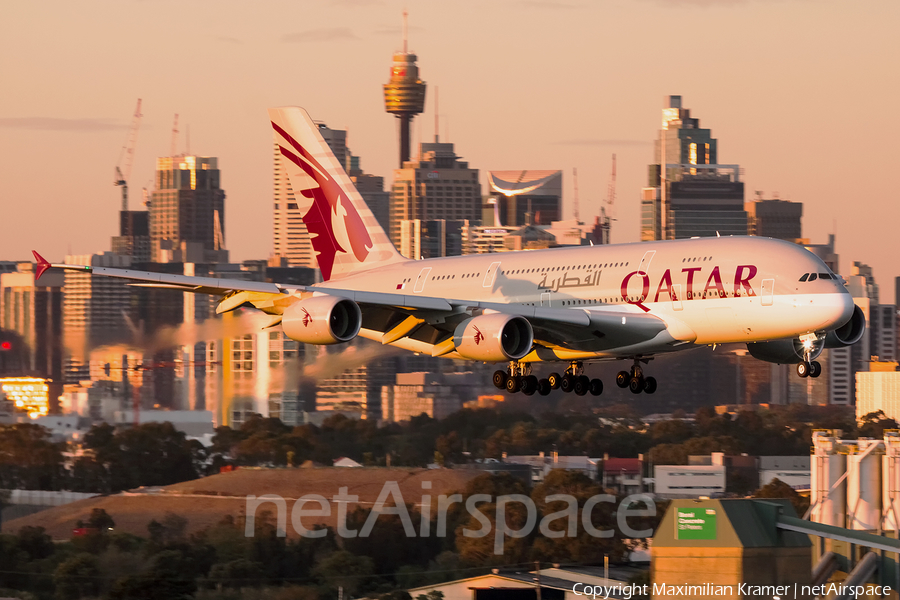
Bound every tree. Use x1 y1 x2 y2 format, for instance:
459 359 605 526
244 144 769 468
53 553 100 600
753 478 810 517
0 424 67 490
207 558 265 589
82 422 202 492
530 469 627 564
312 550 375 597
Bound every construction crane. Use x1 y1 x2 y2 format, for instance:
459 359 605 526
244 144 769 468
114 99 143 212
599 154 616 244
572 167 580 222
170 113 179 157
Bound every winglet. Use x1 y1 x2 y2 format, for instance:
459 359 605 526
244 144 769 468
32 251 51 281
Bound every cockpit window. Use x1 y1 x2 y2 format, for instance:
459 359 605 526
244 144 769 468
799 273 809 282
819 273 832 280
808 273 818 281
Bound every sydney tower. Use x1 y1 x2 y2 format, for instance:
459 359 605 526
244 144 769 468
383 12 426 167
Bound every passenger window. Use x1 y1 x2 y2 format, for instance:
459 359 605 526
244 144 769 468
799 274 809 282
808 273 818 281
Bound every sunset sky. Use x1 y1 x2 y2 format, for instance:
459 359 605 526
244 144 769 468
2 0 898 301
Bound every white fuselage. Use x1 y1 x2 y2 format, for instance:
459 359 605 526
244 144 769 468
314 236 855 363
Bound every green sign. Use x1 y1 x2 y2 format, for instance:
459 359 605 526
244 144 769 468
675 508 717 540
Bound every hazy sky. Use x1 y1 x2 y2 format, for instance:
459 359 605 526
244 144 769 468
2 0 898 302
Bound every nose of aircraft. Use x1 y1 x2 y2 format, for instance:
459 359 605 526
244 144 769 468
813 289 855 331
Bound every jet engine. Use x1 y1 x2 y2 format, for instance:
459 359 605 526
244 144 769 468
747 305 866 364
746 338 821 365
453 313 533 362
282 295 361 345
823 304 866 348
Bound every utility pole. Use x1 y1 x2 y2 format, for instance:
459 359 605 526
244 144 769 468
534 561 542 600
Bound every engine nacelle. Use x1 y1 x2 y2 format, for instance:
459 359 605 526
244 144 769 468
453 313 533 362
282 295 361 345
746 337 824 365
824 304 866 348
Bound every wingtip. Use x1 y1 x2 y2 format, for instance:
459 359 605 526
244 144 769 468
32 250 51 281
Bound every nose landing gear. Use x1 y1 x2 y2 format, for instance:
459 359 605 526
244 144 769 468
616 359 657 394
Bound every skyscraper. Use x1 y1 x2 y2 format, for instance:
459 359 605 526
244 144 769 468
62 253 133 383
150 155 227 263
389 141 481 248
0 263 64 410
747 197 803 241
642 96 746 241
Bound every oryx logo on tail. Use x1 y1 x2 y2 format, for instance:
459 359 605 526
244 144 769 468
271 122 372 281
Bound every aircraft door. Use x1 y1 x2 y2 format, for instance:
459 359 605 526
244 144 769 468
761 278 775 306
483 262 501 288
413 267 432 293
638 250 656 275
541 292 551 307
672 284 683 311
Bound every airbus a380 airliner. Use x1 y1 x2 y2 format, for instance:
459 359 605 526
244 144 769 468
33 107 866 398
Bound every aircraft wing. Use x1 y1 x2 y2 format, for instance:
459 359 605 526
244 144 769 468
34 251 668 355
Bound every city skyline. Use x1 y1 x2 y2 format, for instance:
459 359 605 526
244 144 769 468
2 0 898 301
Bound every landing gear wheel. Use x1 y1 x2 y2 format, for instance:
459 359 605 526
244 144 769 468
506 376 521 393
560 374 576 393
810 361 822 378
492 370 508 390
616 371 631 388
574 375 590 396
629 376 644 394
521 375 537 396
589 378 603 396
643 376 657 394
797 362 810 378
538 379 552 396
521 375 538 395
548 373 562 389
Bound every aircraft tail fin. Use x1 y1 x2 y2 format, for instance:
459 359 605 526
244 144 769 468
268 107 406 281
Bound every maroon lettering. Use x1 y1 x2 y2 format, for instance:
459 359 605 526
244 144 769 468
682 267 701 299
734 265 757 296
704 266 726 297
621 271 651 312
654 269 676 302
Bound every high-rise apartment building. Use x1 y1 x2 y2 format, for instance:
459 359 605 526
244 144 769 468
0 263 64 410
62 253 133 383
389 141 481 248
642 96 746 241
747 197 803 241
150 155 227 264
873 304 897 362
399 219 465 259
111 210 151 263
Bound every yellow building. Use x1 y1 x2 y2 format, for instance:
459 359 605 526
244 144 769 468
0 377 49 418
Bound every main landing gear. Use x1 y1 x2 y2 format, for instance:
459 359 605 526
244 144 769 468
615 359 657 395
492 361 603 397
